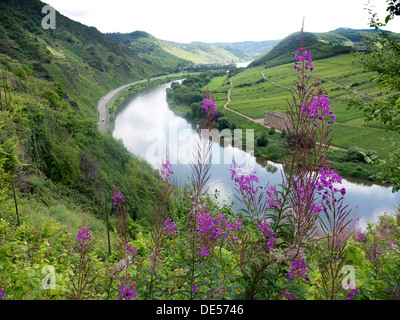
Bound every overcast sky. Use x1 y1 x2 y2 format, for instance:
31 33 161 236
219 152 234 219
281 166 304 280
44 0 400 43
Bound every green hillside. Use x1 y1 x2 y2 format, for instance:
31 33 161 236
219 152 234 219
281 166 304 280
163 40 242 63
209 54 400 161
249 28 400 69
250 31 354 68
328 27 383 50
0 0 169 234
107 31 279 64
0 0 173 112
106 31 191 72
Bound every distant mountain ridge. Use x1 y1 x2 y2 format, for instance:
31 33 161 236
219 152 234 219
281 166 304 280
107 31 280 64
250 28 387 68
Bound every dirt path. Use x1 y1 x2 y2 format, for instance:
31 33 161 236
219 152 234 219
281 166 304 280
261 70 291 91
223 77 266 124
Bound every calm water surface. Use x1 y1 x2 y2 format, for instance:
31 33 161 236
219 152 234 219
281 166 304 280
113 82 400 230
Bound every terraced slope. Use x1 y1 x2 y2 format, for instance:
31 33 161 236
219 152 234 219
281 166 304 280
212 55 400 158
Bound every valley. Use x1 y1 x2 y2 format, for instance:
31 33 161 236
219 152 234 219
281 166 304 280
1 0 400 302
209 54 400 159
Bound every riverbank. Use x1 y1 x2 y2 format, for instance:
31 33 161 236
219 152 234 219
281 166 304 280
97 73 189 134
112 80 400 230
166 76 382 182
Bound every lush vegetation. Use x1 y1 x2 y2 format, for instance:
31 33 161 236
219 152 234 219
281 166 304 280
221 54 399 158
250 31 353 68
344 3 400 191
1 0 400 303
165 61 383 180
166 71 238 132
249 28 391 69
106 31 191 73
0 0 178 300
3 41 400 301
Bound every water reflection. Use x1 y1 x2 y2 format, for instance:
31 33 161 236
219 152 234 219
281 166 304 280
113 82 400 228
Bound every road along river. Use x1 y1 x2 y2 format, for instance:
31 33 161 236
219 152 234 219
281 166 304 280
112 81 400 230
97 74 181 133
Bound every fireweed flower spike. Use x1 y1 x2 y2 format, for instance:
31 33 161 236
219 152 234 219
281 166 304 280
76 223 92 250
200 89 219 129
357 233 367 243
159 151 173 182
163 219 178 237
112 187 129 254
281 290 296 300
286 258 310 282
201 90 219 119
294 47 313 71
118 279 137 300
0 288 5 300
126 245 138 264
230 166 270 221
67 220 94 299
345 287 360 300
301 95 336 126
112 187 125 207
196 210 229 258
258 220 277 250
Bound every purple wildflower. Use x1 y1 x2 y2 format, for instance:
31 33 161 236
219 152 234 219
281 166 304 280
118 279 137 300
197 211 215 234
345 287 359 300
201 97 219 119
196 211 230 257
112 187 125 207
231 170 260 194
286 258 310 282
225 217 243 232
218 286 227 296
163 219 178 237
191 284 197 294
294 47 313 71
281 290 297 300
160 152 173 181
357 233 367 243
76 221 92 251
316 167 342 192
266 186 281 208
0 288 5 300
126 245 138 264
258 220 277 250
301 95 335 125
198 246 210 258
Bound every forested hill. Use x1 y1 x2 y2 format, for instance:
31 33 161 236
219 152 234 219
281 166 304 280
0 0 165 226
249 28 384 68
0 0 171 109
106 31 191 71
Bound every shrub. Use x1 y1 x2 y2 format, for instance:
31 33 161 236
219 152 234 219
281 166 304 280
268 126 276 135
346 147 377 163
256 131 269 147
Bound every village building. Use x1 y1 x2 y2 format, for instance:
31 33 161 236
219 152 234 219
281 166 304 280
264 111 292 131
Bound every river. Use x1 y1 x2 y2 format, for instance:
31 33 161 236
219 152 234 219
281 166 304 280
113 82 400 230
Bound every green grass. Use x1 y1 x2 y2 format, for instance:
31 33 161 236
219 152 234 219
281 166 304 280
204 76 227 91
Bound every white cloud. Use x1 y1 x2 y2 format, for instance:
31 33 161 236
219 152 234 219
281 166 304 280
44 0 400 43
